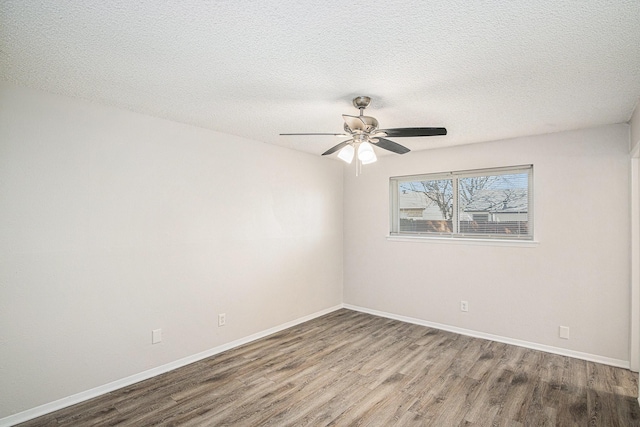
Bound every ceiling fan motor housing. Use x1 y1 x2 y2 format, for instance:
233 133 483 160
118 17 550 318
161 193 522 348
344 116 379 134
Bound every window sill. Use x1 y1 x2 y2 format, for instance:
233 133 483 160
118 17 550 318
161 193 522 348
386 235 539 247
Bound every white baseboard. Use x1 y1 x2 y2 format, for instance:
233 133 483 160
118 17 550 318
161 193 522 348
343 304 631 370
0 304 343 427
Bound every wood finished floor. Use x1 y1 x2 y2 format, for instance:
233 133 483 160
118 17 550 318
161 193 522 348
17 309 640 426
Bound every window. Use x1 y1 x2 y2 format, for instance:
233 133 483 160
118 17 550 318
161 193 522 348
390 165 533 240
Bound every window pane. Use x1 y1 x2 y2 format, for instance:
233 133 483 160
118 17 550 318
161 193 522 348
398 179 453 234
390 165 532 240
457 173 529 237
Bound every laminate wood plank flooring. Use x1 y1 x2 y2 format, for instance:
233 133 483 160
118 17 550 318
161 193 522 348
16 309 640 426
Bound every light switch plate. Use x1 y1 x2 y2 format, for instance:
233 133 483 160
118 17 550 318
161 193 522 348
152 328 162 344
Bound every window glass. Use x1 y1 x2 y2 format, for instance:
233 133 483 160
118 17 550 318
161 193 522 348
458 172 529 237
390 166 533 240
399 179 453 234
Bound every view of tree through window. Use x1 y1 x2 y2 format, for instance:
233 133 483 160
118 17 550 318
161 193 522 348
390 166 532 239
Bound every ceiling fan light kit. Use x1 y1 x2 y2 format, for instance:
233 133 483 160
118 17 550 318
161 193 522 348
357 142 377 164
280 96 447 176
337 144 355 164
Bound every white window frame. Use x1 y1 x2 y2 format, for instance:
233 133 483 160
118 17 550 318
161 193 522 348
389 165 534 242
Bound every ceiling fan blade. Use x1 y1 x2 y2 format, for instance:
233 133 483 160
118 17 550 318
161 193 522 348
321 139 352 156
380 127 447 137
342 114 366 132
373 138 411 154
280 132 348 136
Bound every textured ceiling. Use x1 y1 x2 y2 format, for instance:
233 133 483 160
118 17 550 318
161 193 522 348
2 1 640 157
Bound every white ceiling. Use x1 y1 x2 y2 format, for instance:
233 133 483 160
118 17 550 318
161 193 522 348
2 1 640 157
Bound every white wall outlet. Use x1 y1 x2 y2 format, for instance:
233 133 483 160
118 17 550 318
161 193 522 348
218 313 226 327
152 328 162 344
559 326 570 339
460 301 469 312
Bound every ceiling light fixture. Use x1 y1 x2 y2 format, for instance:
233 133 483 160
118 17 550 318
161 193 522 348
358 142 377 165
281 96 447 177
337 141 377 176
337 144 354 164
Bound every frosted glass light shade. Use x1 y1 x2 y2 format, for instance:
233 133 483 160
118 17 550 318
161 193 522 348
358 142 377 164
337 144 355 163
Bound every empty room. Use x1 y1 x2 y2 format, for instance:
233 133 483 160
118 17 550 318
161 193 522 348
2 1 640 426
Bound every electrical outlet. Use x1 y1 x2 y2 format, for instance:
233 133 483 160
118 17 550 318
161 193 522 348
559 326 570 339
152 328 162 344
460 301 469 312
218 313 226 327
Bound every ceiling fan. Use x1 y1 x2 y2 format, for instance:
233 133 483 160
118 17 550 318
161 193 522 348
280 96 447 174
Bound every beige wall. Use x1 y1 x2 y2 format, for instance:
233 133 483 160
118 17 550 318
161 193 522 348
630 101 640 393
631 100 640 153
0 82 344 418
343 124 630 363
